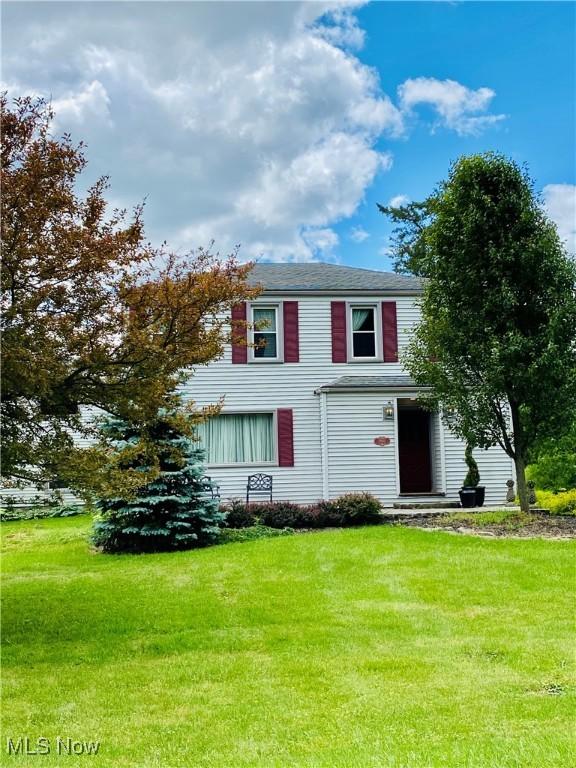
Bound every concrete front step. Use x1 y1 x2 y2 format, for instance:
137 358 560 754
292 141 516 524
393 501 460 510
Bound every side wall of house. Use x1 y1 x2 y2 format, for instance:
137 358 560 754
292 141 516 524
183 294 513 505
324 390 514 506
2 293 515 507
178 294 419 504
325 391 398 503
0 411 98 507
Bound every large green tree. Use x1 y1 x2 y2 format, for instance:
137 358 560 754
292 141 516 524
389 153 576 512
1 95 258 490
528 418 576 492
376 199 433 275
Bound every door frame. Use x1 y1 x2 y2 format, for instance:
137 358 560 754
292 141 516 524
393 398 401 496
395 399 434 495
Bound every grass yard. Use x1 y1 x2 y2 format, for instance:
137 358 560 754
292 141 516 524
1 516 575 768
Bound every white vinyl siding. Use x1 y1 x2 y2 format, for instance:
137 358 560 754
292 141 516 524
429 412 444 493
180 295 416 502
2 293 514 506
174 294 510 504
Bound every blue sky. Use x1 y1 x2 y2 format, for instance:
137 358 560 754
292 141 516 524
3 1 575 269
348 1 576 267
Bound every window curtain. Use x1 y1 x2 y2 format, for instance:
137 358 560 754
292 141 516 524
254 307 276 330
352 308 372 331
196 414 274 463
253 307 277 358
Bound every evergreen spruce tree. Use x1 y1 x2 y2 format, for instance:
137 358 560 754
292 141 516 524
93 409 224 553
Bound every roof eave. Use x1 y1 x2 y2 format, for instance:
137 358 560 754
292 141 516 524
256 288 423 297
315 384 431 394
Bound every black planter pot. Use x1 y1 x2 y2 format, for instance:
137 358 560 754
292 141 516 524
475 486 486 507
459 488 477 508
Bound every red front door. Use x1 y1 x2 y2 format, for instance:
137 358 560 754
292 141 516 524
398 408 432 493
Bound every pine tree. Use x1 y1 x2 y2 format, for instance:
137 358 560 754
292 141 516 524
93 410 224 553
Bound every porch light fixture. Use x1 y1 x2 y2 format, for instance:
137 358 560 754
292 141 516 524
444 406 457 421
383 402 394 420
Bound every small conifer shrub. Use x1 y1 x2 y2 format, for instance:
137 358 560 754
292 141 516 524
93 410 225 553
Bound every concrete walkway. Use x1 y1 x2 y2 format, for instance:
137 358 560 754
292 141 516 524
380 506 520 519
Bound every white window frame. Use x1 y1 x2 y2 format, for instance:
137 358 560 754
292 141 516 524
201 410 278 468
248 302 284 363
347 302 382 362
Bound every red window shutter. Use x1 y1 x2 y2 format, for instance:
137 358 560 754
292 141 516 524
331 301 347 363
382 301 398 362
231 302 247 364
283 301 299 363
277 409 294 467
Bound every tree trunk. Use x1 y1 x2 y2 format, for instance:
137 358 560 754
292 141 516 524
514 451 529 513
510 401 529 513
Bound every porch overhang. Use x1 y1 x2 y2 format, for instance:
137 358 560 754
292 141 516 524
315 376 431 394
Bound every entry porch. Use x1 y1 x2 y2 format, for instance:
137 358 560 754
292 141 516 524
316 376 513 507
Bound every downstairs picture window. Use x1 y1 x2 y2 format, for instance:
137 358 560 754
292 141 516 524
196 413 275 464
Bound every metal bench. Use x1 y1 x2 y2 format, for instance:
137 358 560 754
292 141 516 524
200 475 221 500
246 473 273 504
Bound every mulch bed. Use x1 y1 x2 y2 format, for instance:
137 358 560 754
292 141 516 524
398 511 576 539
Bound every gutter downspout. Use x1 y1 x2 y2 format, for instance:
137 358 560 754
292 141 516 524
319 391 330 500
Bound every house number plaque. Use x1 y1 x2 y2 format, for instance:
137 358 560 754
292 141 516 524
373 436 391 446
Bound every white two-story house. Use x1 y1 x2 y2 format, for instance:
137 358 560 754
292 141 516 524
188 263 513 506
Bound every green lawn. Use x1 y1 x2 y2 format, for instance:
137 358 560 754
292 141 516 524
2 517 575 768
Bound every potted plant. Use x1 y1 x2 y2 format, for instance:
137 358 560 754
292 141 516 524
459 443 485 508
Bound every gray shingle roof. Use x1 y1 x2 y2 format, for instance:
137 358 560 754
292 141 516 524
317 376 428 391
247 263 423 293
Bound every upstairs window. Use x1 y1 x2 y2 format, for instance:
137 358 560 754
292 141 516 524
351 306 378 359
251 305 281 361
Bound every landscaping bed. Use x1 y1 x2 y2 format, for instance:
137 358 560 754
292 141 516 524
399 509 576 538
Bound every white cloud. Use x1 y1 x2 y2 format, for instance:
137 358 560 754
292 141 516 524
3 1 403 262
235 135 391 228
303 227 340 256
398 77 506 136
2 3 506 262
388 194 410 208
543 184 576 254
350 226 370 242
311 2 368 50
51 80 112 129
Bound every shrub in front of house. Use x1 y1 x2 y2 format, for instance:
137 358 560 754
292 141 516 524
331 492 383 526
220 499 260 528
536 489 576 516
219 494 383 530
304 500 346 528
93 412 225 553
0 503 83 522
257 501 308 529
